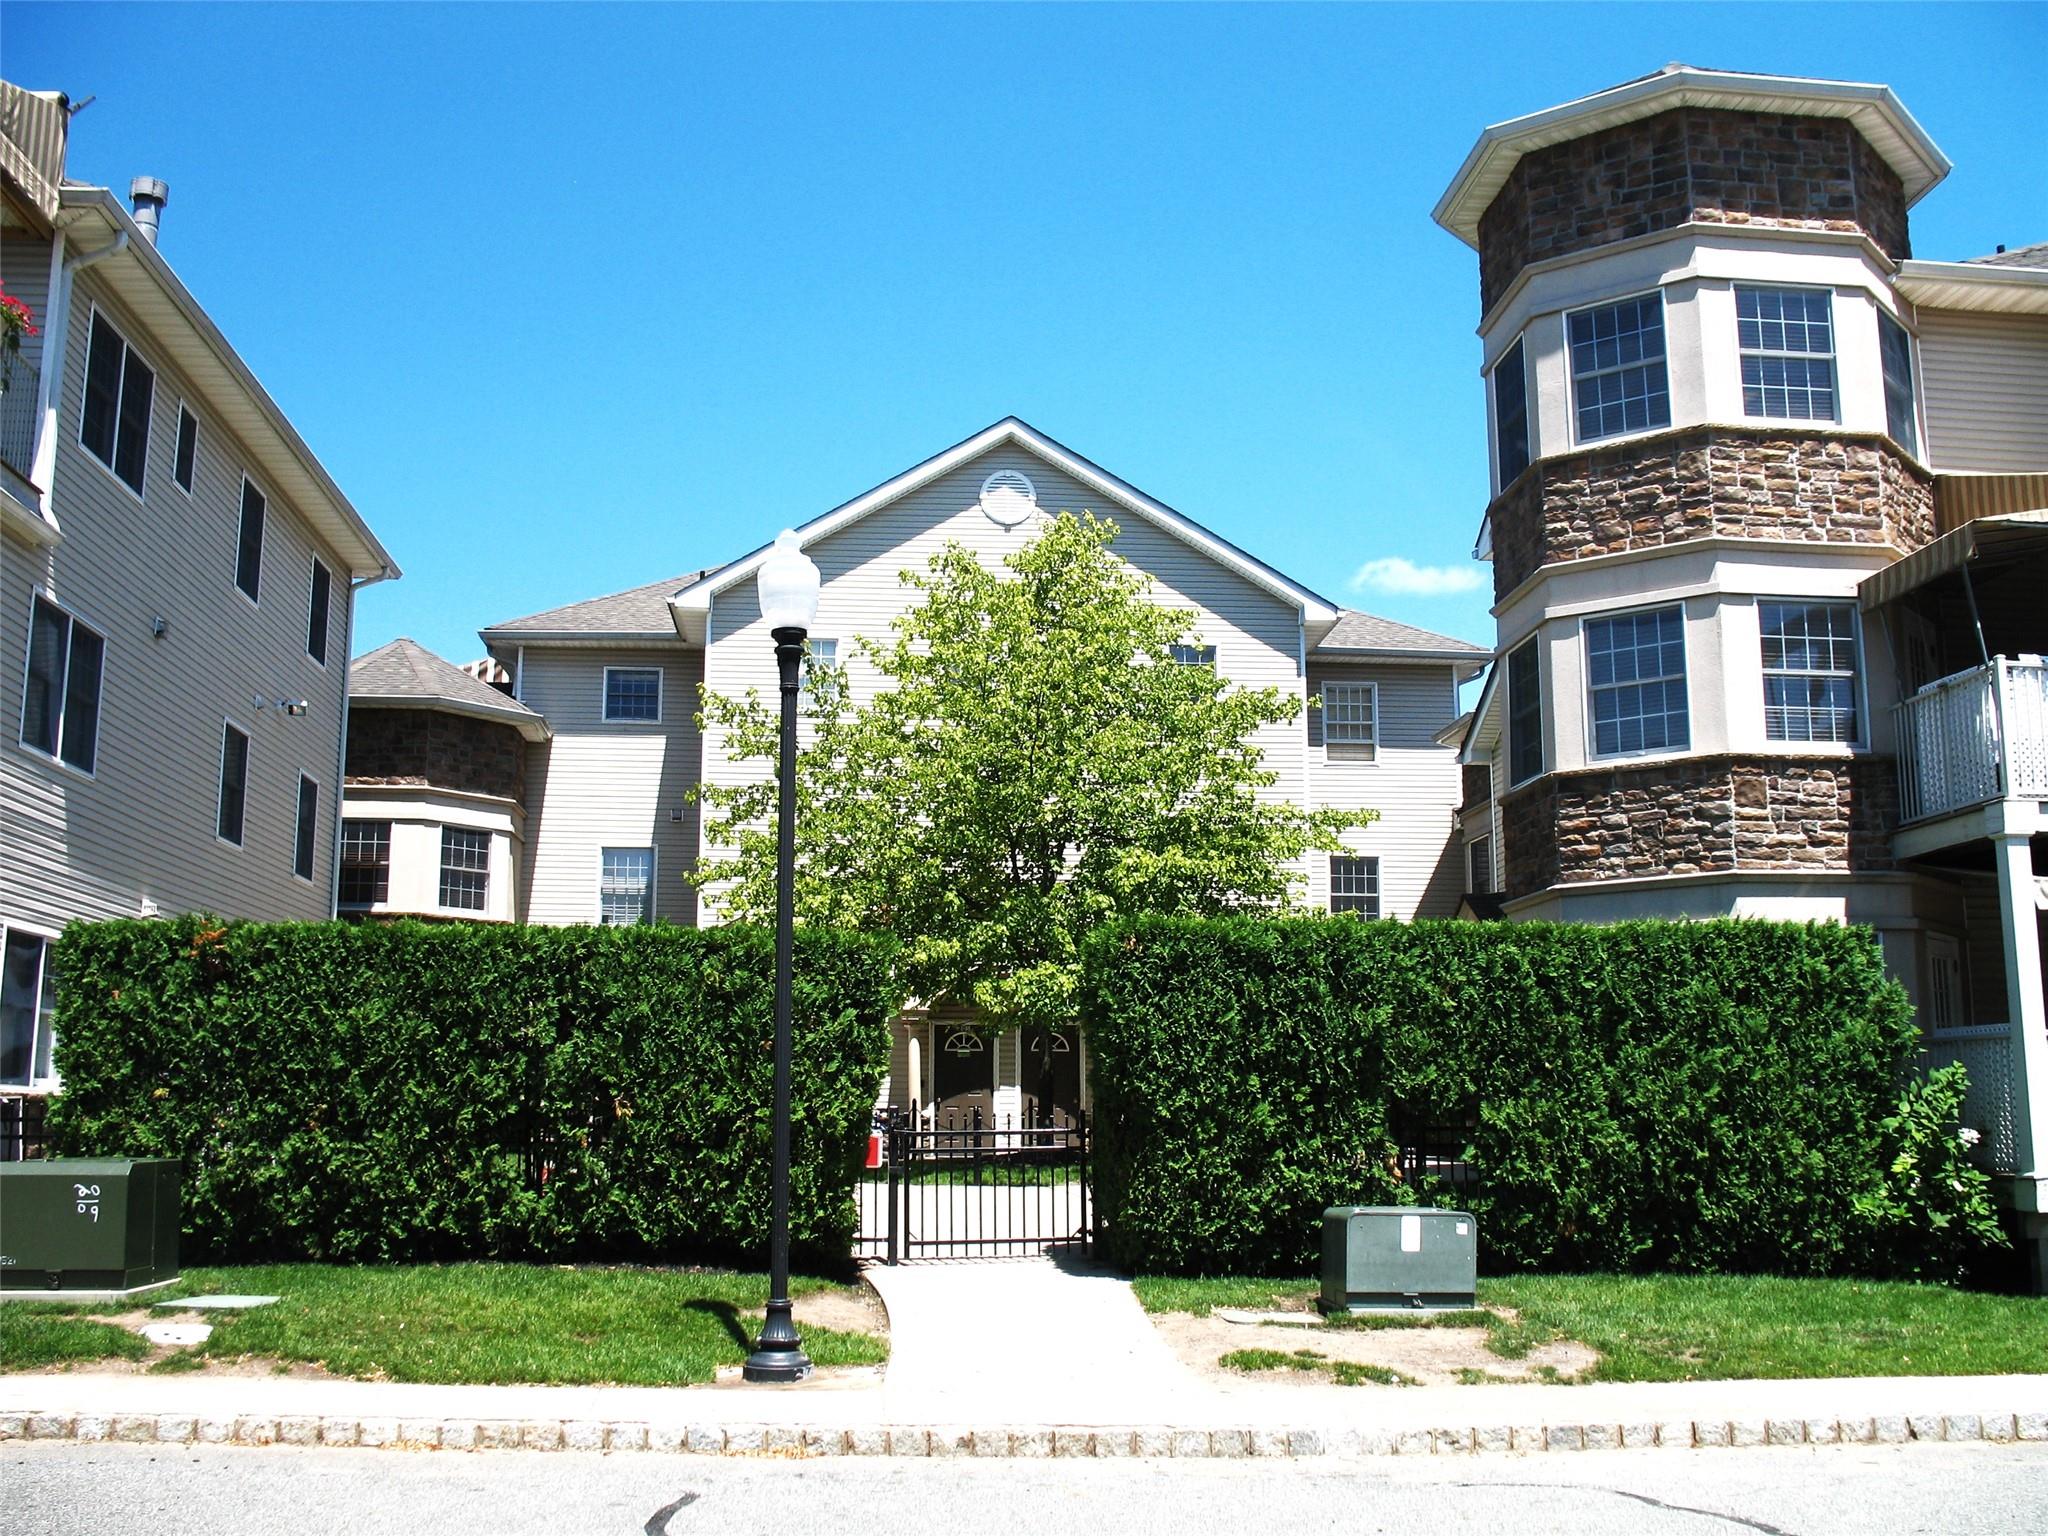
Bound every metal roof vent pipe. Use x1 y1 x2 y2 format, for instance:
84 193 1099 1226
129 176 168 245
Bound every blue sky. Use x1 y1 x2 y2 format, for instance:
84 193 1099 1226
4 3 2041 667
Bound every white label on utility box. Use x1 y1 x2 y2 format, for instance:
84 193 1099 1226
1456 1221 1469 1237
1400 1214 1421 1252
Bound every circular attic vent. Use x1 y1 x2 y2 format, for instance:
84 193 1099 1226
979 469 1037 527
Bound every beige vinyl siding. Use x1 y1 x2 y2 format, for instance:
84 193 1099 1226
517 645 703 926
1305 663 1465 918
1 268 352 932
696 443 1310 920
1917 310 2048 473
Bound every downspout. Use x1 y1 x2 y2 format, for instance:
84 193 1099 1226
31 229 129 510
328 565 397 919
1298 612 1314 906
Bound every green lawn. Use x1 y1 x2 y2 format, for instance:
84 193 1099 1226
1132 1273 2048 1382
0 1303 150 1371
3 1264 887 1386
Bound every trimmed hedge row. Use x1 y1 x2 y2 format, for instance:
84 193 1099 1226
1081 916 1980 1278
48 917 897 1264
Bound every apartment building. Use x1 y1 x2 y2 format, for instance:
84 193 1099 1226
1437 66 2048 1282
0 83 397 1145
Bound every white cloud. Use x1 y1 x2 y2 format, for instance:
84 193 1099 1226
1348 557 1486 597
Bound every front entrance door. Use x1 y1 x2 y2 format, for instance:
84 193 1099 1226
932 1027 992 1124
1023 1027 1081 1125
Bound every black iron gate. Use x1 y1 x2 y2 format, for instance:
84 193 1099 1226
856 1106 1092 1262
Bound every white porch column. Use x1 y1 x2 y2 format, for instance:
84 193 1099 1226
1994 828 2048 1180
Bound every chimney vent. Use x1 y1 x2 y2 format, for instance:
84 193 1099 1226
129 176 168 245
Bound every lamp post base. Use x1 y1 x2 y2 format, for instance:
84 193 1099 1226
741 1299 813 1383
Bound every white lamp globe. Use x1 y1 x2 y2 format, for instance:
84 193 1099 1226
759 529 822 634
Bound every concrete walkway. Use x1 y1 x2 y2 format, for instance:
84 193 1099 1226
863 1256 1195 1421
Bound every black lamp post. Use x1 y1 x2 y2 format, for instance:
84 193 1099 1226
743 530 821 1385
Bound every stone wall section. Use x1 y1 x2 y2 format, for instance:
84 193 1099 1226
1477 108 1911 311
345 707 526 804
1490 429 1934 600
1502 755 1898 897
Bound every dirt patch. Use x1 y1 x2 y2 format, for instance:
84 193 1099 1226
1151 1312 1598 1388
780 1284 888 1338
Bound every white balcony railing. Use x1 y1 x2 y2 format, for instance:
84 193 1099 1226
1894 658 2048 824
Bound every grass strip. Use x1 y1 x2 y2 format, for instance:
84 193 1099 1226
1133 1272 2048 1381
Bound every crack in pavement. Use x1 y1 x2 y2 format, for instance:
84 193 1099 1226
1460 1482 1799 1536
643 1490 701 1534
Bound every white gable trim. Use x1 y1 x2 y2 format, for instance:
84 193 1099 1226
668 419 1338 642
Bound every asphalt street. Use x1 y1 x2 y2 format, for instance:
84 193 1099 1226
9 1441 2048 1536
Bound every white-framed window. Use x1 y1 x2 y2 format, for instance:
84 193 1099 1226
1568 292 1670 443
1 924 59 1089
603 666 661 723
293 775 319 882
1330 855 1380 918
216 721 250 846
235 477 266 602
1760 600 1861 744
1314 679 1377 761
439 827 490 912
306 559 332 665
173 402 199 493
1467 834 1494 895
18 591 105 775
1491 335 1530 490
1507 637 1543 786
78 305 154 496
1736 285 1837 421
1585 605 1689 758
339 819 391 906
1877 310 1920 459
599 847 656 926
803 638 837 696
1168 643 1217 667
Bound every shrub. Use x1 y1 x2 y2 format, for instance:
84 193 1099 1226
48 917 897 1264
1080 916 1986 1279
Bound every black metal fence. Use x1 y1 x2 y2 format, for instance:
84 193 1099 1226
0 1095 50 1162
856 1105 1092 1262
1392 1110 1479 1199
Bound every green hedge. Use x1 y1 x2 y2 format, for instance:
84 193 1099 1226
48 917 898 1264
1081 916 1986 1278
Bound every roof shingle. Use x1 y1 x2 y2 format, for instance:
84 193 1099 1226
350 638 545 727
483 571 718 637
1317 610 1489 657
1964 242 2048 269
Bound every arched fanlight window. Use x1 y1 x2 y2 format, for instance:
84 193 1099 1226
941 1030 985 1057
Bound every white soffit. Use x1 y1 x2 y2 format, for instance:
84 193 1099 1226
1894 260 2048 316
669 417 1340 631
1433 67 1951 251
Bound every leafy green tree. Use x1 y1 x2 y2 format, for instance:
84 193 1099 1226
693 512 1371 1023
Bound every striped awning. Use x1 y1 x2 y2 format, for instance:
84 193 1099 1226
1859 510 2048 611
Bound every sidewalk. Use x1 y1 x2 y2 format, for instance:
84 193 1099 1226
5 1258 2046 1459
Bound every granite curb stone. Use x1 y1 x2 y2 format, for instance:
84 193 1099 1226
3 1406 2038 1458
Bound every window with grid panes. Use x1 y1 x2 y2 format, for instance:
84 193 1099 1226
1329 856 1380 918
1320 680 1376 760
1736 286 1836 421
1568 294 1670 441
604 667 661 722
599 847 655 925
439 828 490 911
1760 601 1860 743
339 820 391 905
1585 607 1689 757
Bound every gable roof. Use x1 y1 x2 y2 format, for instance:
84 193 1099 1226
350 638 550 740
482 571 718 644
1317 610 1489 662
666 418 1341 644
1434 64 1950 250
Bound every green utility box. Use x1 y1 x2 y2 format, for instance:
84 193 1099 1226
1320 1205 1477 1313
0 1159 182 1297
